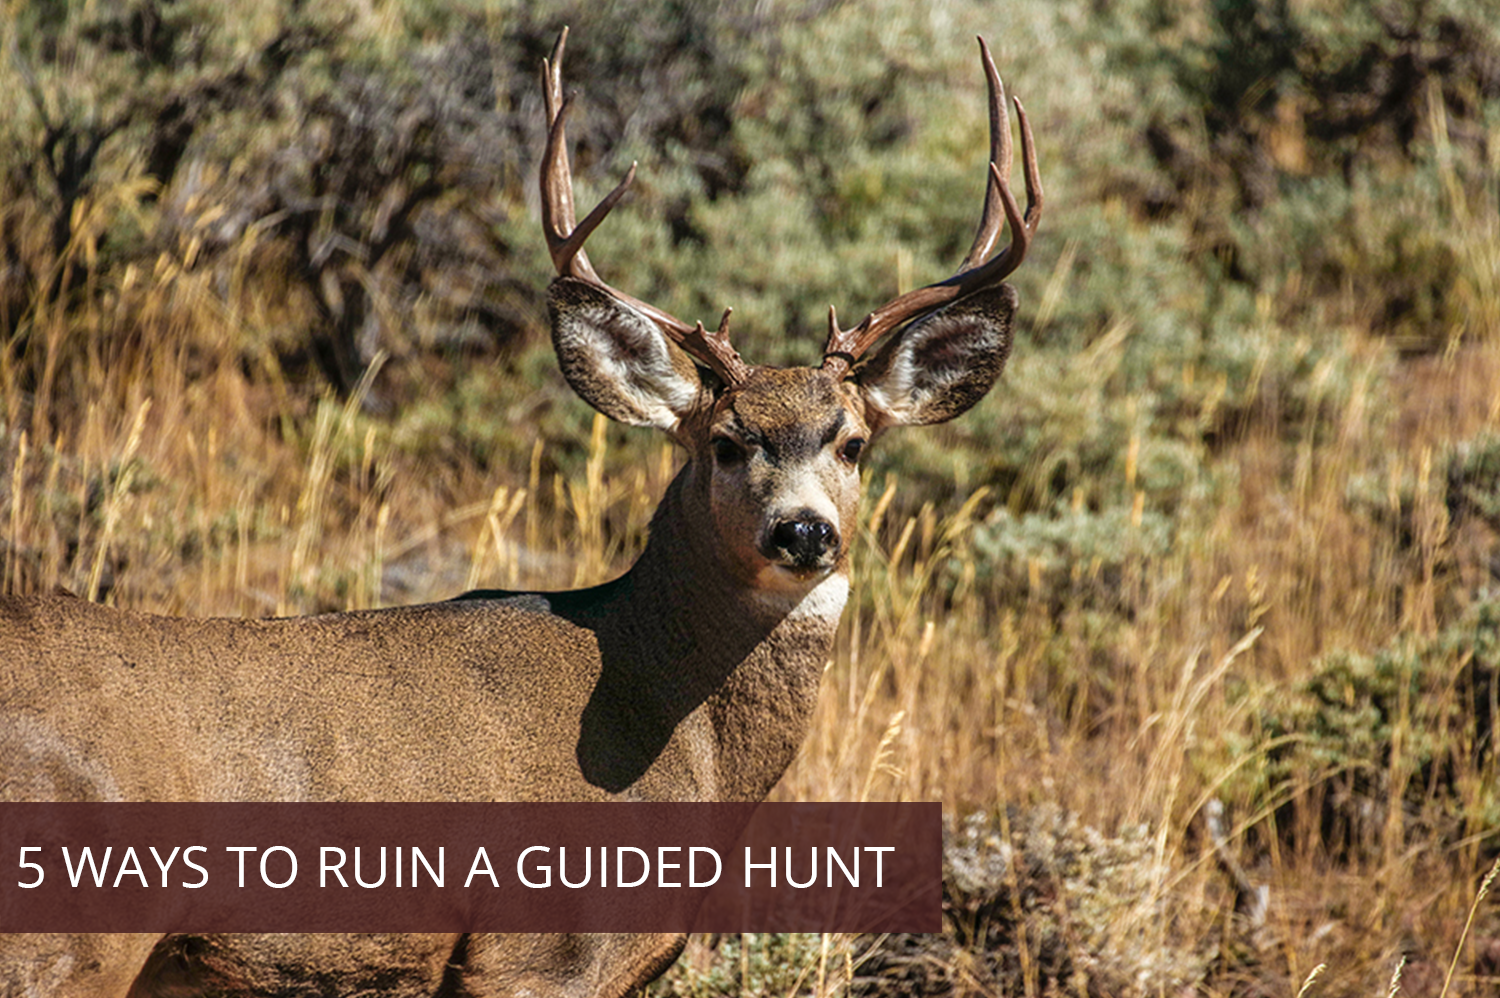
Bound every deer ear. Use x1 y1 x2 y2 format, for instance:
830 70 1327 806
549 277 707 433
855 284 1016 431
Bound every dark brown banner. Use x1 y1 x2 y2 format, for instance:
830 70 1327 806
0 802 938 932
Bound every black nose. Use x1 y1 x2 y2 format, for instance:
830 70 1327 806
767 514 839 567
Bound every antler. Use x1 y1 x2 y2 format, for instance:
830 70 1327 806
541 28 750 387
822 38 1043 378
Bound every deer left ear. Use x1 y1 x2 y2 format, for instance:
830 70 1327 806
549 277 708 436
855 284 1016 431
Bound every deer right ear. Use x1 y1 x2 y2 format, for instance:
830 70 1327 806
855 284 1017 431
549 277 707 434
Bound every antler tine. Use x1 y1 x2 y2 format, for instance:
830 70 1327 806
542 28 613 282
539 28 749 386
823 36 1044 377
958 37 1011 273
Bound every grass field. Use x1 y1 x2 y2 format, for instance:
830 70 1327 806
3 0 1500 994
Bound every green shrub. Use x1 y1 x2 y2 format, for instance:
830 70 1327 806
1245 594 1500 857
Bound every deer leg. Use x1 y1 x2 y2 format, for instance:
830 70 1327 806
123 933 456 997
440 933 688 998
0 933 159 998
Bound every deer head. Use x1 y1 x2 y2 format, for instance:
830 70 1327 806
540 28 1042 605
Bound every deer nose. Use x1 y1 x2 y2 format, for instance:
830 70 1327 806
766 513 839 568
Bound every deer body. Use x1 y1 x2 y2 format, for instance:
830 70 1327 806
2 431 844 997
0 29 1041 998
2 454 842 998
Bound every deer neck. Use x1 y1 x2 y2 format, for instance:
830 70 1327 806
562 464 847 801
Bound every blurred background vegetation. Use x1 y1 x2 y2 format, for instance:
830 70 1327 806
3 0 1500 994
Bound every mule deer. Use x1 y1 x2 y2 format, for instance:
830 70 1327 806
0 29 1041 998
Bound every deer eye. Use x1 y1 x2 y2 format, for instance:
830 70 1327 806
839 437 866 465
712 436 746 466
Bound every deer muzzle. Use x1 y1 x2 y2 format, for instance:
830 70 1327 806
762 512 840 571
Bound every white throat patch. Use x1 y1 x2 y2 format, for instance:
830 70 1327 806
749 566 851 622
786 572 850 621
